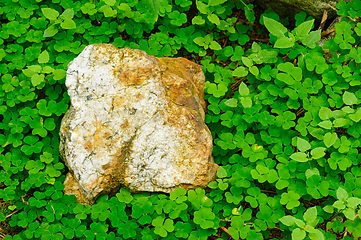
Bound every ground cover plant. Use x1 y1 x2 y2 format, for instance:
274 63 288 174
0 0 361 239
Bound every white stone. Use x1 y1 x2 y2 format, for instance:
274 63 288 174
60 44 218 203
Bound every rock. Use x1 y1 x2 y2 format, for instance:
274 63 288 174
59 44 218 204
250 0 353 20
318 16 342 62
63 173 90 205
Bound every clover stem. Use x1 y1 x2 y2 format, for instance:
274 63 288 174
220 226 232 237
5 210 19 219
239 0 251 11
219 219 231 222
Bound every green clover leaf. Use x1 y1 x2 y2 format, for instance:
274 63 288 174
193 207 216 229
62 218 86 239
84 222 108 240
274 36 295 48
290 152 308 162
45 163 63 178
100 5 117 17
116 188 133 203
192 16 205 25
217 166 227 178
303 78 323 94
301 30 321 49
323 132 338 148
297 137 311 152
208 14 220 26
60 19 76 29
311 147 326 159
80 3 97 15
91 202 110 221
306 175 329 199
275 111 296 129
205 82 228 98
41 8 59 20
349 108 361 122
36 99 57 116
43 24 59 38
170 188 187 204
343 91 358 105
263 16 287 38
152 216 174 237
31 73 45 86
280 191 300 210
187 188 212 210
116 220 138 239
38 50 49 64
294 19 314 38
21 136 44 155
72 203 91 220
168 11 187 27
319 107 332 120
41 224 63 240
233 66 248 77
174 221 192 238
24 222 40 239
145 0 161 22
305 53 329 74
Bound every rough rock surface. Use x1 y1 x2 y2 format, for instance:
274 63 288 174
250 0 353 20
60 44 218 204
318 16 342 61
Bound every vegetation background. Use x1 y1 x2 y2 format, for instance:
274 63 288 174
0 0 361 239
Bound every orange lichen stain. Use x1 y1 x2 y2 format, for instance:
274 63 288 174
135 91 144 99
115 65 157 86
103 131 112 139
157 57 202 89
93 129 113 150
156 57 206 111
85 140 92 151
121 119 129 129
63 173 90 205
112 66 122 78
84 177 102 193
91 114 114 151
112 98 126 108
